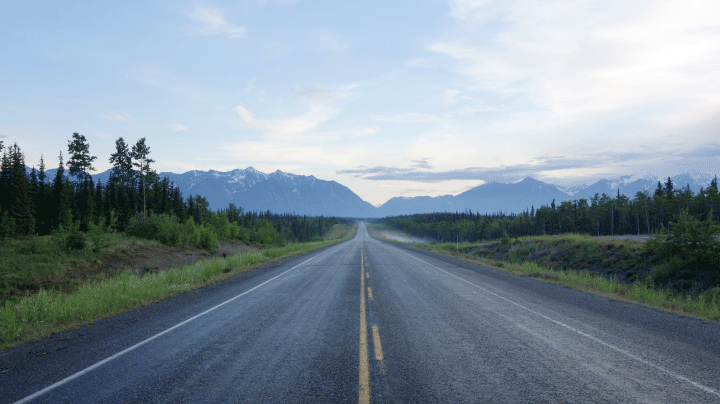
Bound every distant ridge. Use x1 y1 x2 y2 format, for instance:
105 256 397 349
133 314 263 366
30 165 717 217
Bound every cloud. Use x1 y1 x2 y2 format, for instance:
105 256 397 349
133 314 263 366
441 89 461 104
96 112 134 121
234 83 358 136
373 113 442 123
336 147 715 183
187 6 246 38
348 126 380 136
169 123 187 131
234 104 334 135
0 103 19 110
431 0 720 127
244 78 256 92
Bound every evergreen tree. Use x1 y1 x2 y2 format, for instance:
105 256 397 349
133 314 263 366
67 132 97 182
51 151 71 229
109 137 133 184
8 143 34 235
131 138 155 214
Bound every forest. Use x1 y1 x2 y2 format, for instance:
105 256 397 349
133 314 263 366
380 176 720 243
0 134 348 250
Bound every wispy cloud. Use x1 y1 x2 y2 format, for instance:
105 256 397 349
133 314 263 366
432 0 720 126
0 103 19 110
187 6 246 38
169 123 187 131
235 104 334 135
96 112 134 121
234 83 358 136
441 89 461 104
244 78 256 92
337 145 720 184
373 113 442 123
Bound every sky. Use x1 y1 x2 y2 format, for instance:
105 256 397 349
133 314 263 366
2 0 720 206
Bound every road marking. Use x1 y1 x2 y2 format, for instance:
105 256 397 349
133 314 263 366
359 245 371 404
366 272 369 279
391 246 720 399
372 325 384 361
367 287 373 300
13 242 348 404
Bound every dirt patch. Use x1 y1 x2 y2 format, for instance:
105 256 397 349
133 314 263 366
38 241 258 296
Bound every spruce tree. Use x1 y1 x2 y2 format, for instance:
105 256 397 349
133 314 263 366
67 132 97 182
51 151 71 229
8 143 35 235
131 138 155 214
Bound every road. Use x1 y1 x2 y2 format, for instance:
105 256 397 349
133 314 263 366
2 223 719 403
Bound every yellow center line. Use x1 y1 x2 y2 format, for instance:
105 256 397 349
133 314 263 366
372 325 384 361
367 287 373 300
359 246 370 404
366 272 369 279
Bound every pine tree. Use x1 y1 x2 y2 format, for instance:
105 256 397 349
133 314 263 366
8 143 35 235
67 132 97 182
109 137 133 185
131 138 155 214
51 151 71 229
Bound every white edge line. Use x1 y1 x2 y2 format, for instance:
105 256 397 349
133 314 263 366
388 244 720 398
14 241 348 404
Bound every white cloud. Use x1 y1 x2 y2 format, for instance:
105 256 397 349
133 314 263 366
96 112 134 121
169 123 187 131
234 104 335 135
432 0 720 126
0 103 19 110
373 113 442 123
244 78 256 92
187 6 246 38
441 89 461 104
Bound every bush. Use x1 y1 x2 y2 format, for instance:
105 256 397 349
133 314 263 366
65 231 86 250
646 209 720 271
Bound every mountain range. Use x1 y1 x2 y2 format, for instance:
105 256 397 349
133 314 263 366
32 166 717 218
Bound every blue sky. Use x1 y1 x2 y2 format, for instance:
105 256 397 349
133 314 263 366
3 0 720 205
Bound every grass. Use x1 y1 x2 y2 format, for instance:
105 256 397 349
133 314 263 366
377 232 720 323
0 232 128 303
0 224 357 351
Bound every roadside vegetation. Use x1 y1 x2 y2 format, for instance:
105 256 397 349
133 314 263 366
0 135 357 350
372 209 720 322
0 223 356 351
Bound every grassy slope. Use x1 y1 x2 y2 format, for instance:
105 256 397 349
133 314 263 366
0 223 357 351
368 226 720 323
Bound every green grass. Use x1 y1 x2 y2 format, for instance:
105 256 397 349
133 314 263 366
0 232 128 303
0 224 357 351
395 233 720 323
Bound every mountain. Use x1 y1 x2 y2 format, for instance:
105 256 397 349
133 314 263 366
26 164 719 217
374 174 718 216
377 195 457 217
36 166 377 217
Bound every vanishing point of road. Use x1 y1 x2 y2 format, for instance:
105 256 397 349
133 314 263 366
2 223 719 403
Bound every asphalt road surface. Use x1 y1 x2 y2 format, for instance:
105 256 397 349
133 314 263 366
2 223 719 403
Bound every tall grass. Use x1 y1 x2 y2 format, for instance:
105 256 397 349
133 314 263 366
0 226 356 350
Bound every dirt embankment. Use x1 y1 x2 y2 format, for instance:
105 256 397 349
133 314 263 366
39 241 258 296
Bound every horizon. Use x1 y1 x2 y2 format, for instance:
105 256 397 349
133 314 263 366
4 1 720 206
28 163 718 208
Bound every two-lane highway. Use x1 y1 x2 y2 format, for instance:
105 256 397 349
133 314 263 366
2 223 720 403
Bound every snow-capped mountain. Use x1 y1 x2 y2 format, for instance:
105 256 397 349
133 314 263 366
29 165 720 217
374 173 718 216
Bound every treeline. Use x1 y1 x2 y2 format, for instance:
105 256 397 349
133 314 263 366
381 177 720 242
0 135 347 247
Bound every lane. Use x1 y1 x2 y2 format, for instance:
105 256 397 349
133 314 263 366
362 229 720 403
2 237 363 403
4 223 719 403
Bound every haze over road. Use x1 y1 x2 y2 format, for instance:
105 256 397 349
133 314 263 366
2 223 719 403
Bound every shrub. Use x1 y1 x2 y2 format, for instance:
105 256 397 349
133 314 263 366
65 231 86 250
